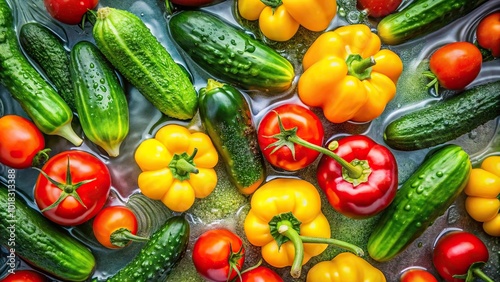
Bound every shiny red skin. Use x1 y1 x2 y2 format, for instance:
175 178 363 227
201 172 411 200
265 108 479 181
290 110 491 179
316 135 398 218
170 0 216 7
257 104 324 172
43 0 98 25
1 270 48 282
400 268 438 282
357 0 402 17
192 229 245 282
429 42 482 90
432 231 489 282
34 150 111 226
476 12 500 57
241 266 284 282
0 115 45 169
92 206 139 249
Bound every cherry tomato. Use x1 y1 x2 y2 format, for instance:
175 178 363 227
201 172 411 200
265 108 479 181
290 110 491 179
257 104 324 172
476 12 500 57
169 0 216 7
1 270 47 282
43 0 99 25
432 231 492 282
192 229 245 282
400 268 438 282
357 0 402 18
0 115 47 169
93 206 146 249
428 42 482 91
34 150 111 226
241 266 283 282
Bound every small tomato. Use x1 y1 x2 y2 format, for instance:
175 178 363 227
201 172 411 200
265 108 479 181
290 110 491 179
169 0 217 7
357 0 402 17
241 266 283 282
476 12 500 57
400 268 438 282
1 270 47 282
43 0 99 25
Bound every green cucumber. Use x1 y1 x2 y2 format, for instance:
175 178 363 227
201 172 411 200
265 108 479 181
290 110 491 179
198 79 266 195
0 0 82 146
367 145 471 262
169 10 295 93
92 7 197 120
0 183 95 281
19 22 76 112
70 41 129 157
104 215 189 282
384 80 500 151
377 0 486 45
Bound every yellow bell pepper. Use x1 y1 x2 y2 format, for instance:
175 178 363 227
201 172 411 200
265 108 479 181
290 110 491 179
243 178 363 278
306 252 386 282
464 155 500 236
298 24 403 123
237 0 337 42
134 124 218 212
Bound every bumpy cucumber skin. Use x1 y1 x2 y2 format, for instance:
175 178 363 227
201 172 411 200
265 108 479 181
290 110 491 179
70 41 129 157
19 22 76 112
169 10 295 93
198 81 266 195
105 215 190 282
0 184 96 281
384 80 500 151
0 0 81 145
377 0 486 45
367 145 471 262
92 7 197 120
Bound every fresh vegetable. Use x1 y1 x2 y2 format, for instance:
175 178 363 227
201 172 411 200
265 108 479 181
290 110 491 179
44 0 98 25
0 115 49 169
240 266 283 282
306 252 386 282
367 145 471 262
169 0 216 7
198 79 265 195
134 124 218 212
34 150 111 226
400 268 438 282
92 7 197 120
92 206 149 249
257 104 324 172
464 155 500 236
70 40 129 157
432 231 494 282
356 0 402 18
476 12 500 57
192 229 245 282
0 184 96 281
237 0 336 41
0 0 82 146
423 42 482 93
1 270 48 282
104 215 190 281
244 178 363 278
298 24 403 123
168 10 295 93
377 0 487 45
383 80 500 151
19 22 76 111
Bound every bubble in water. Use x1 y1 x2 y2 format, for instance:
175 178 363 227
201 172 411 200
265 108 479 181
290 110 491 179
346 11 362 24
468 130 477 139
446 205 460 224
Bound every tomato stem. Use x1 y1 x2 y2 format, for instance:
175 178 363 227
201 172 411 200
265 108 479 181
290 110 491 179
110 227 149 248
31 148 51 167
472 267 495 282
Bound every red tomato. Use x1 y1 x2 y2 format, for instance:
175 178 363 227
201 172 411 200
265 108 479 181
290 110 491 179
34 150 111 226
192 229 245 282
357 0 402 18
476 12 500 57
400 268 438 282
43 0 99 25
428 42 482 91
93 206 144 249
1 270 47 282
257 104 324 172
0 115 46 169
241 266 283 282
432 231 491 282
170 0 216 7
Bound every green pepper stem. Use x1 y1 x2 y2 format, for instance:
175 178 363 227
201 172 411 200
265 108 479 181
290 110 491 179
169 148 199 181
110 228 149 248
346 54 376 80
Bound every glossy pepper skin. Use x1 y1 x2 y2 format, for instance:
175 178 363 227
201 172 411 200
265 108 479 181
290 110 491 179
464 156 500 236
134 124 218 212
237 0 336 41
316 135 398 218
298 24 403 123
306 252 386 282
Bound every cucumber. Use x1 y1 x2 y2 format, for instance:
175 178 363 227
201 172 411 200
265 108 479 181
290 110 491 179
384 80 500 151
92 7 198 120
198 79 266 195
70 41 129 157
367 145 471 262
0 183 95 281
0 0 82 146
377 0 486 45
104 215 190 282
19 22 76 112
168 10 295 93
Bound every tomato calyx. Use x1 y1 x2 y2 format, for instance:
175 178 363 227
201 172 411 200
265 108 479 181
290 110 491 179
109 227 149 248
422 70 441 95
169 148 199 181
346 54 376 80
226 243 245 281
32 148 51 167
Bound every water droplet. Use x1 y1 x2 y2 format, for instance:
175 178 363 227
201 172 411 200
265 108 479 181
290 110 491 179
416 186 425 194
100 85 107 92
415 222 422 228
89 63 95 68
404 204 411 211
410 181 419 188
436 171 443 177
93 82 99 89
230 39 236 45
218 35 225 40
468 130 477 139
418 174 425 179
100 78 105 84
96 94 103 101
